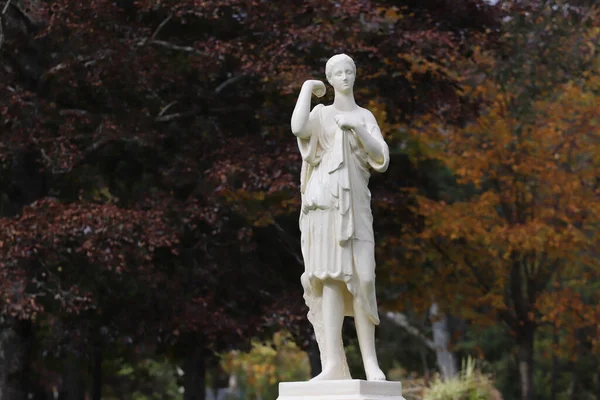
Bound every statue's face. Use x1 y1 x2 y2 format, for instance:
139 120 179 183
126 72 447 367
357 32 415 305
328 60 355 93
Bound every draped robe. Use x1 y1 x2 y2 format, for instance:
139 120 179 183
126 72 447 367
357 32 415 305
297 104 390 376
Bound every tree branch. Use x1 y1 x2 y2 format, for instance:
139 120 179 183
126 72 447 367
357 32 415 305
430 239 491 294
157 101 178 117
2 0 11 15
149 40 205 56
46 63 68 75
151 14 172 40
155 110 196 122
272 220 304 266
59 109 91 117
533 258 559 301
0 14 4 51
215 75 246 94
463 253 492 293
0 0 9 51
385 311 435 351
510 255 529 322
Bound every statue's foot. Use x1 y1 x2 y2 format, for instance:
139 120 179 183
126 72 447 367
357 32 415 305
311 363 347 381
365 359 386 381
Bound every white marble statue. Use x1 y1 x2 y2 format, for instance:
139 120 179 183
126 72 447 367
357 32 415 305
291 54 390 381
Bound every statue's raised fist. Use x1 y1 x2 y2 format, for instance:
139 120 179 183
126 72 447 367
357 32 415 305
303 80 326 98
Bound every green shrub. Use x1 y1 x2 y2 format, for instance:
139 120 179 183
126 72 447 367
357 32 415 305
424 357 500 400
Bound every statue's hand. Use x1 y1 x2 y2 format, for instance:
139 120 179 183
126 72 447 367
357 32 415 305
334 114 362 131
303 80 326 98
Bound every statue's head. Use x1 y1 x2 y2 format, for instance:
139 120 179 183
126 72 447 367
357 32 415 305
325 54 356 94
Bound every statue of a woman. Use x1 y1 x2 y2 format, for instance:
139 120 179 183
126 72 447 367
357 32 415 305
291 54 389 381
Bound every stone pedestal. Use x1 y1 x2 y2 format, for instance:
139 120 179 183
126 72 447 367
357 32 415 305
277 380 405 400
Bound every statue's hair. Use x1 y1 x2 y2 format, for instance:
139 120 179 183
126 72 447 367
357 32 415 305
325 54 356 79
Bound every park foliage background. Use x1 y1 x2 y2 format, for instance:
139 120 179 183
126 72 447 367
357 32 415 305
1 0 600 399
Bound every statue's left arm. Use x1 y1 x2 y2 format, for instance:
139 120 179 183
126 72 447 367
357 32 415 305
352 111 390 172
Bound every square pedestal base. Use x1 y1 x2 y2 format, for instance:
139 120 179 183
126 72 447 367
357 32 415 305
277 380 405 400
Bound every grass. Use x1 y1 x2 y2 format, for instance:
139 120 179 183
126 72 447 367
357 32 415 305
424 357 500 400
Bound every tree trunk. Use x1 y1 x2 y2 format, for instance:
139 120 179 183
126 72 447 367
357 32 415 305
551 326 558 400
430 303 458 380
184 346 206 400
226 373 240 400
517 324 535 400
595 371 600 400
61 352 84 400
0 318 28 400
568 369 577 400
420 347 430 385
213 363 230 400
92 343 103 400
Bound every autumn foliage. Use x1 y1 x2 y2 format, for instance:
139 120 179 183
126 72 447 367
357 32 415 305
388 7 600 399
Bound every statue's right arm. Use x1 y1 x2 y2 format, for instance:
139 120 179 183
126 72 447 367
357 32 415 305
291 80 325 139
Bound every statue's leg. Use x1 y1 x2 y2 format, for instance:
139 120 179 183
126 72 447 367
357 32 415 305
353 241 386 381
311 279 347 380
353 298 386 380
